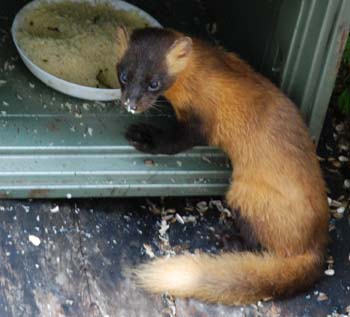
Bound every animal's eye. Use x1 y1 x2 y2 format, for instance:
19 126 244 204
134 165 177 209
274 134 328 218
119 70 127 85
148 80 160 92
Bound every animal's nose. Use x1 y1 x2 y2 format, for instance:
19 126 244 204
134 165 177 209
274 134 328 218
129 103 137 111
123 98 138 114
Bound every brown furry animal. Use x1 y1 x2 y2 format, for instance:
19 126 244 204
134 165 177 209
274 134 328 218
116 26 329 305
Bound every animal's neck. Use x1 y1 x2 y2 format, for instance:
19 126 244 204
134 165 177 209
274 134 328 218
163 45 257 164
164 47 215 123
164 61 195 118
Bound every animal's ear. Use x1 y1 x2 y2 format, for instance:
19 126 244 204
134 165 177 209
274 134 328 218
116 25 130 59
166 36 192 75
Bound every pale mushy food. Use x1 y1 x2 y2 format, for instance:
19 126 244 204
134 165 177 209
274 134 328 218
16 1 151 88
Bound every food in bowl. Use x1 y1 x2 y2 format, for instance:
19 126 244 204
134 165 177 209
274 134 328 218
16 1 151 89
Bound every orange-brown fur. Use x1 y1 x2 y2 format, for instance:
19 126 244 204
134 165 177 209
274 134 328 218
130 32 329 305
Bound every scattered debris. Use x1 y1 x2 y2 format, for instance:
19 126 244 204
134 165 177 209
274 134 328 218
335 123 344 133
50 205 59 213
210 199 232 217
196 201 208 213
328 197 333 206
336 207 345 214
159 219 170 237
182 215 197 224
317 292 329 301
3 60 15 71
143 244 155 259
324 269 335 276
338 155 349 162
144 159 155 166
202 155 212 164
87 127 93 136
346 305 350 314
175 213 185 224
28 235 41 246
344 179 350 189
162 293 176 317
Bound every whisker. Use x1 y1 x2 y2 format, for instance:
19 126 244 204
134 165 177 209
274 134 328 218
150 106 163 114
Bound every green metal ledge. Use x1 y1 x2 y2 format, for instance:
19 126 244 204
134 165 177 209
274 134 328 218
0 146 231 198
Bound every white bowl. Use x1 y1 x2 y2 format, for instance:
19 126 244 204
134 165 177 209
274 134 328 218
11 0 162 101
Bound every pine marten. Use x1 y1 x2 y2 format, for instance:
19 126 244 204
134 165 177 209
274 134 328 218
115 26 329 305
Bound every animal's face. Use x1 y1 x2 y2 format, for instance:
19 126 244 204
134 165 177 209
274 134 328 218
117 42 172 114
116 27 192 114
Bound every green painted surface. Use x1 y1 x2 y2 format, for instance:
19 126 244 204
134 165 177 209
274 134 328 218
277 0 350 140
0 0 349 198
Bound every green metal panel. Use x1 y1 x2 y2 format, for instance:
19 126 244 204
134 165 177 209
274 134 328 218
276 0 350 141
0 0 349 198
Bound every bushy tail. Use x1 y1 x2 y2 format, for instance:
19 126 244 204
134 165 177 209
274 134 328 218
134 251 323 305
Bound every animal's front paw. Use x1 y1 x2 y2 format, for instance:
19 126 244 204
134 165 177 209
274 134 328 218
125 123 161 153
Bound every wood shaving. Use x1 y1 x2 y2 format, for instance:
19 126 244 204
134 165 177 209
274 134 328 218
162 294 176 317
175 213 185 224
159 219 170 237
338 156 349 162
196 201 208 213
182 215 197 224
336 207 345 214
50 205 59 213
317 292 328 301
324 269 335 276
28 234 41 246
143 244 155 259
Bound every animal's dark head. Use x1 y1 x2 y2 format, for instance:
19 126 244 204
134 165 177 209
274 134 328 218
116 26 192 114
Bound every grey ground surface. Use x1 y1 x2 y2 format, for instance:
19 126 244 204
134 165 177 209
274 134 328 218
0 195 348 317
